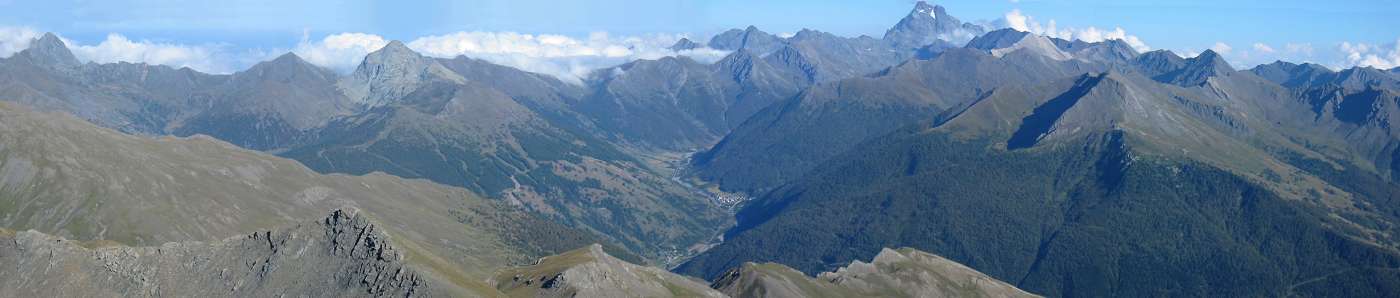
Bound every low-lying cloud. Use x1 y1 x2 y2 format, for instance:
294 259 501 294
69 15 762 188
407 31 728 84
288 31 728 84
69 34 232 73
0 26 40 58
1339 39 1400 70
0 26 729 83
999 9 1151 53
292 32 389 73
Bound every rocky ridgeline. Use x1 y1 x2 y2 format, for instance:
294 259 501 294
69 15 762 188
0 209 439 297
491 244 726 298
711 248 1038 298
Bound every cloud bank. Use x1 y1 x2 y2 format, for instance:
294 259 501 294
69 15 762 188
292 32 389 73
0 26 40 58
0 26 729 82
1186 38 1397 70
999 9 1151 53
68 34 233 72
407 31 728 84
1339 39 1400 69
288 31 728 84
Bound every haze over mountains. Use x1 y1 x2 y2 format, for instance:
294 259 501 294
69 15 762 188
1 1 1399 297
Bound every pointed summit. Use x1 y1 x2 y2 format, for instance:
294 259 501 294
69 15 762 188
1193 49 1231 69
884 1 986 49
372 40 418 58
356 40 427 72
19 32 80 67
1249 60 1337 87
1161 49 1234 86
340 40 464 107
243 52 335 81
1138 49 1234 86
914 1 936 13
1133 50 1187 77
965 29 1071 61
265 52 309 66
910 1 945 19
708 26 785 55
669 38 700 51
492 244 724 297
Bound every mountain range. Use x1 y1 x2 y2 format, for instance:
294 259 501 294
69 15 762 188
1 0 1399 296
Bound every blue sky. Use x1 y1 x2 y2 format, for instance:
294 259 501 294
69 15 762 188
0 0 1396 77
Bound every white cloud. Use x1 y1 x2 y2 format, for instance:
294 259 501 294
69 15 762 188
0 26 40 58
1284 43 1314 57
1252 43 1274 54
1 26 732 83
999 10 1150 52
1210 42 1232 54
68 34 233 73
292 32 389 73
1338 39 1400 69
406 31 729 84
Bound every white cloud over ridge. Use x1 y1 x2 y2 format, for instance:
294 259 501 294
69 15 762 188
407 31 728 84
0 26 729 82
69 34 232 73
1000 9 1150 53
0 26 40 57
1339 39 1400 70
292 32 388 73
286 31 728 84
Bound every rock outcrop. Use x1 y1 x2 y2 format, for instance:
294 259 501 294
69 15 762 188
712 247 1037 298
492 244 725 298
0 209 451 297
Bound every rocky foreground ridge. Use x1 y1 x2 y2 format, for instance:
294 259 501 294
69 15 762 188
0 209 1029 297
0 209 445 297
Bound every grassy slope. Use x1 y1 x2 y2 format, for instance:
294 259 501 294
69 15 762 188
0 102 625 290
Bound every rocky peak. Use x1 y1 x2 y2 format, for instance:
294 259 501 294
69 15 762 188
966 29 1072 61
884 1 984 48
17 32 80 68
1164 49 1234 86
1335 66 1400 90
669 37 700 51
716 49 758 81
765 46 818 82
1249 60 1337 87
1192 49 1233 71
1133 50 1187 76
911 1 947 20
340 40 464 107
245 52 332 78
707 26 785 55
360 40 425 69
965 28 1031 50
713 247 1037 298
491 244 725 298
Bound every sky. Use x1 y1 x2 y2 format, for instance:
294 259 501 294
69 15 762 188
0 0 1395 81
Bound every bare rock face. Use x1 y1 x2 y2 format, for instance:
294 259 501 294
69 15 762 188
492 244 725 298
712 247 1038 298
0 209 446 297
338 40 466 108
